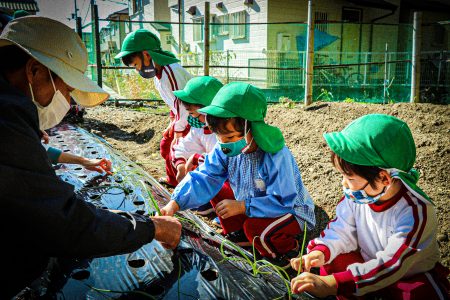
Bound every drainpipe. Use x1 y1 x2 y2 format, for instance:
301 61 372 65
368 8 397 53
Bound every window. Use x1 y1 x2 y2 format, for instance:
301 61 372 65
215 14 229 36
230 11 247 39
314 11 328 32
192 17 204 42
342 7 362 23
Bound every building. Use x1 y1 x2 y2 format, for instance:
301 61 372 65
100 8 130 65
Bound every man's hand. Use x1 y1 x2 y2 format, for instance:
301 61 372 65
215 200 245 219
151 216 182 249
291 250 325 272
160 200 180 217
80 158 112 175
176 163 186 183
291 272 337 297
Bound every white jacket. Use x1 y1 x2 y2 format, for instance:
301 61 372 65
308 186 440 296
154 63 193 132
172 127 217 167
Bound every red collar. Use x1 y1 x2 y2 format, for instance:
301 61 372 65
156 66 163 79
369 185 407 212
203 127 212 134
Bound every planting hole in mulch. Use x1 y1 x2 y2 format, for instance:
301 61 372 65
128 259 146 268
70 269 90 280
146 284 165 296
200 268 219 281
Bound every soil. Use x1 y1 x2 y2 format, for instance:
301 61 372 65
81 102 450 269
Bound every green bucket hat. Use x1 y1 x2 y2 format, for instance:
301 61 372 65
174 76 223 106
115 29 179 66
198 82 285 153
0 16 109 107
324 114 432 203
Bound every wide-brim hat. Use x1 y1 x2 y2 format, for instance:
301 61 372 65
115 29 179 66
199 82 285 153
324 114 432 203
173 76 223 106
0 16 109 107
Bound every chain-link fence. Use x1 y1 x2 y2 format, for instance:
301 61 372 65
82 18 449 104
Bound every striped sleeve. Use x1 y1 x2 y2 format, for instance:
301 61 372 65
337 193 437 297
308 196 358 262
165 65 189 132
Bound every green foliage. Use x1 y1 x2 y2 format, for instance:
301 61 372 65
279 96 296 109
103 70 161 100
343 97 355 103
315 88 334 101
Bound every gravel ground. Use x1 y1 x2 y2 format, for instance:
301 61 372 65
81 102 450 269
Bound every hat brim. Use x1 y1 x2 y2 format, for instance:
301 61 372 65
114 49 135 59
173 90 198 105
0 39 109 107
251 122 285 153
323 131 376 167
198 105 238 118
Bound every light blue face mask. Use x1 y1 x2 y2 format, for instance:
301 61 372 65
343 182 389 204
218 120 253 157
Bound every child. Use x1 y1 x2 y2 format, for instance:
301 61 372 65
161 82 316 264
171 76 239 220
290 114 449 299
172 76 222 183
115 29 193 186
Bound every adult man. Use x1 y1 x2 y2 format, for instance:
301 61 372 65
0 16 181 298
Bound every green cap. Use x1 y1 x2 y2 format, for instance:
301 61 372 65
174 76 223 106
199 82 285 153
115 29 179 66
324 114 431 203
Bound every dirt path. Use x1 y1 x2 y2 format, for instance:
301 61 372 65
81 102 450 268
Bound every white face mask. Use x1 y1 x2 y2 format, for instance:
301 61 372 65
29 69 71 130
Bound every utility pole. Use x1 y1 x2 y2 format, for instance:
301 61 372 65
304 0 315 106
410 11 422 103
92 0 102 87
204 2 210 76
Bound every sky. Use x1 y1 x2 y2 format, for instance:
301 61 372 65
36 0 127 28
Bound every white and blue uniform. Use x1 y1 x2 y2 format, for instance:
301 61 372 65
172 143 316 230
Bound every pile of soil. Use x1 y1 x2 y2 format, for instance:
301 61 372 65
82 102 450 268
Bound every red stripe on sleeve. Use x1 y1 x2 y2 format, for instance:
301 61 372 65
356 195 427 289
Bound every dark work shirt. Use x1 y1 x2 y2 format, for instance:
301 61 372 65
0 75 155 298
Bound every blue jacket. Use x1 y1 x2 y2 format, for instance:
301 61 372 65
172 143 316 229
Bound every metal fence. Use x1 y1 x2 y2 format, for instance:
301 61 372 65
81 18 449 104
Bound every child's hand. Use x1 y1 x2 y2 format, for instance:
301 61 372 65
186 154 199 172
160 200 180 217
215 200 245 219
176 164 186 182
81 158 113 175
291 273 337 297
41 130 49 144
291 250 325 272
